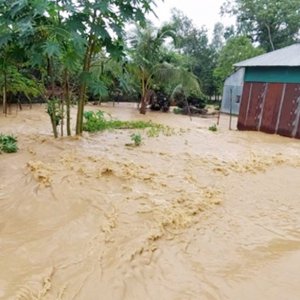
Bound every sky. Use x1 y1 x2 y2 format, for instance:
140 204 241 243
148 0 235 40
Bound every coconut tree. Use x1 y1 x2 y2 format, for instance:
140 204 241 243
127 23 174 113
127 23 203 114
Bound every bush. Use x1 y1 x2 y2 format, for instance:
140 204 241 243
173 107 183 115
0 134 18 153
83 111 155 132
130 133 142 146
83 111 175 139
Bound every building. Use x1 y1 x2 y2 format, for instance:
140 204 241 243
234 44 300 139
221 68 245 115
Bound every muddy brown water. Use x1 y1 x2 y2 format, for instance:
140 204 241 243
1 103 300 300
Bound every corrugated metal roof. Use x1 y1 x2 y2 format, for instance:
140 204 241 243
234 44 300 67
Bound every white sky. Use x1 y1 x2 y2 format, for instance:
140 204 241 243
148 0 235 40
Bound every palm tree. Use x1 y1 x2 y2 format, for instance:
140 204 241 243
127 23 202 114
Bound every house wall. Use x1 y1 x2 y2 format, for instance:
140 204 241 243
221 68 245 115
245 67 300 83
238 81 300 138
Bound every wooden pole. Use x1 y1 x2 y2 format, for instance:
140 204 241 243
217 98 222 125
229 88 233 130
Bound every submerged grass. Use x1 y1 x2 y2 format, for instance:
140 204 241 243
83 110 174 137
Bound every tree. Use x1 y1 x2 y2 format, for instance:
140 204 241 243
127 22 201 114
214 36 264 92
1 0 156 135
168 9 218 98
54 0 156 134
127 23 175 113
222 0 300 51
211 22 225 52
0 0 44 113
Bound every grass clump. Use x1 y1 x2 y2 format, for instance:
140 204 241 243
0 134 18 153
208 124 218 132
146 124 174 137
83 111 174 138
83 111 154 132
173 107 183 115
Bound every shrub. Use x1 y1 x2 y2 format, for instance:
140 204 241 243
0 134 18 153
173 107 183 115
83 111 156 132
130 133 142 146
83 111 175 139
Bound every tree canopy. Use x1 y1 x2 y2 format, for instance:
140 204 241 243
214 36 264 91
222 0 300 51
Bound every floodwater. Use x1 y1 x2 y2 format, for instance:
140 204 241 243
1 103 300 300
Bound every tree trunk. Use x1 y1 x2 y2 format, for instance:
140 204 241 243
76 36 95 135
139 76 147 114
60 98 64 137
64 69 71 136
3 70 7 115
140 94 147 114
50 102 58 139
265 23 275 51
47 57 55 98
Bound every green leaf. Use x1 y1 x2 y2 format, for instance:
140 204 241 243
93 1 111 13
105 41 124 59
32 0 49 16
0 33 12 48
42 40 61 57
89 80 108 97
92 24 110 40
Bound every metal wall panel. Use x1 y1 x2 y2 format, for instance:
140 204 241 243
277 84 300 137
296 118 300 139
244 82 266 130
237 82 251 130
260 83 284 134
221 68 245 115
221 85 243 115
238 82 300 139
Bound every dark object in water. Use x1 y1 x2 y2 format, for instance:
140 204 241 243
150 92 170 112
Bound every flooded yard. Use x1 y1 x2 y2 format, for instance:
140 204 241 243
1 103 300 299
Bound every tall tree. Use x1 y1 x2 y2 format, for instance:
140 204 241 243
127 22 201 114
128 23 175 113
222 0 300 51
0 0 44 113
1 0 156 135
211 22 225 52
214 36 264 92
168 9 218 97
57 0 156 134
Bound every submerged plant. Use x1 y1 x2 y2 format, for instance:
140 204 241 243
130 133 142 146
173 107 183 115
84 110 156 132
83 110 176 141
208 124 218 132
0 134 18 153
